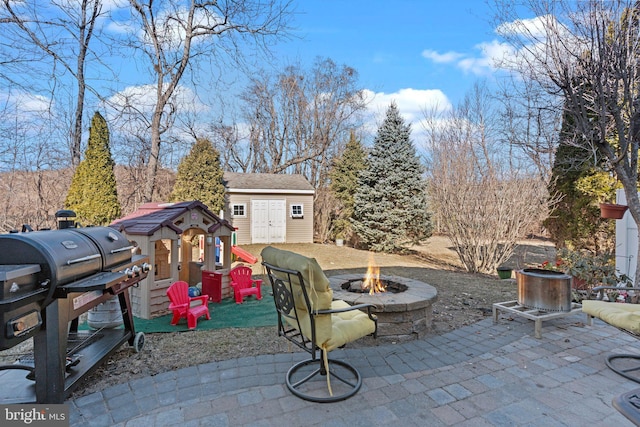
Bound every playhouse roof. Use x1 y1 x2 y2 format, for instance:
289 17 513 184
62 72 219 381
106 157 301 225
110 200 235 236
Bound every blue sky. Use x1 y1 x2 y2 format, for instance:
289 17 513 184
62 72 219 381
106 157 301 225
275 1 503 120
1 1 519 167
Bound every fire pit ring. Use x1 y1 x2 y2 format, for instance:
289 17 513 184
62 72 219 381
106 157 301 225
329 274 437 343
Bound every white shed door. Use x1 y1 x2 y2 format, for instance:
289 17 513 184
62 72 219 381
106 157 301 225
251 199 286 244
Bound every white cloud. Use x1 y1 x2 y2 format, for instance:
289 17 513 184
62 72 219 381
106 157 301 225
421 49 464 64
493 14 581 76
12 93 52 114
362 88 452 142
105 19 132 35
0 91 53 120
457 40 516 74
422 16 554 77
106 84 207 117
495 15 552 40
107 5 227 50
422 39 515 76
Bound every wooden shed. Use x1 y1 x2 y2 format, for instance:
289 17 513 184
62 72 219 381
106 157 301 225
110 201 235 319
223 172 315 245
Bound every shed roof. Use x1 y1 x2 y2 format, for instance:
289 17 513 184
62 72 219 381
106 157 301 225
223 172 314 194
110 200 235 236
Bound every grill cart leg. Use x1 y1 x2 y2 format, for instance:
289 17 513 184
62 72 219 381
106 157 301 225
34 300 67 404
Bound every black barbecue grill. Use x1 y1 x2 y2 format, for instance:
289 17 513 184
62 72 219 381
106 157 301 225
0 224 150 404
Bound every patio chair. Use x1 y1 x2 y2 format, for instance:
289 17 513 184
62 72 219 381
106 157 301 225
612 388 640 426
229 265 263 304
583 286 640 383
583 287 640 425
166 281 210 329
261 246 377 403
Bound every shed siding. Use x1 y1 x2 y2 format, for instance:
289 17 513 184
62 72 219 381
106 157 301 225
226 193 252 244
226 192 313 244
285 195 313 243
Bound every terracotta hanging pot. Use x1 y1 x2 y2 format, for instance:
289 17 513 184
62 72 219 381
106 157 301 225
599 203 628 219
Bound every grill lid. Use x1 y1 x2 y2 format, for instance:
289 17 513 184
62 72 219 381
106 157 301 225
0 227 133 289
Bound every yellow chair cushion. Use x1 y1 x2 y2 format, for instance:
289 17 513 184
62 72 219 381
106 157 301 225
261 246 375 350
325 300 376 351
262 246 333 345
583 300 640 335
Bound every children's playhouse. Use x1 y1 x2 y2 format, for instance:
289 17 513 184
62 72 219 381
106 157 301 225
110 201 236 319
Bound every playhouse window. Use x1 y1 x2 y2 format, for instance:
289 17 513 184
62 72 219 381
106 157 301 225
290 204 303 218
154 239 172 280
232 204 246 217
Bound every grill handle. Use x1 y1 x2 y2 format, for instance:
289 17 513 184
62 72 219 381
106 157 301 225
110 245 134 254
66 254 101 265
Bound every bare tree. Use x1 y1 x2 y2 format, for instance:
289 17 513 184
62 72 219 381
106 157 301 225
0 0 106 167
220 58 367 188
493 0 640 284
424 83 550 273
212 58 367 241
313 186 338 244
210 121 250 171
495 75 562 180
120 0 294 202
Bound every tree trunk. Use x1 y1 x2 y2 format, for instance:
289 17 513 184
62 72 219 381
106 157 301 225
144 110 163 203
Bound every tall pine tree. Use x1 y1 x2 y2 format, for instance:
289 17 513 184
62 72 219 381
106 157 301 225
170 138 225 213
329 130 368 241
65 111 121 225
352 103 432 252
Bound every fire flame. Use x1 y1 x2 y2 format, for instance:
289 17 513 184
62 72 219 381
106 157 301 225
361 255 386 295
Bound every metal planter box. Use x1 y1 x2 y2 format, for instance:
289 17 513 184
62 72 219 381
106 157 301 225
516 268 572 312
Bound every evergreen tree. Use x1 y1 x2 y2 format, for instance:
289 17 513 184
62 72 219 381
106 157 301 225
65 111 121 225
329 131 367 241
352 103 432 252
544 109 615 253
170 138 225 213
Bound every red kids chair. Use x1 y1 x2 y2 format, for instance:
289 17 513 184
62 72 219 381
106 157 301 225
229 265 263 304
166 281 210 329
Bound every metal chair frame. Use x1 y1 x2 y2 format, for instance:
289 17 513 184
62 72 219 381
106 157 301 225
263 261 377 403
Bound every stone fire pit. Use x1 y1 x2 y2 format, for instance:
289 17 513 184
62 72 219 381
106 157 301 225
328 274 438 343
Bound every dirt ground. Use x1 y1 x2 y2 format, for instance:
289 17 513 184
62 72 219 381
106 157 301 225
0 235 556 398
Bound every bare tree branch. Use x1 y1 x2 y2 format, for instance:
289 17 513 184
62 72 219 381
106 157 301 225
121 0 295 202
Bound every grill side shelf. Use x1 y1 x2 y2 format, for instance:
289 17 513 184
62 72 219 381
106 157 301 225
56 271 126 296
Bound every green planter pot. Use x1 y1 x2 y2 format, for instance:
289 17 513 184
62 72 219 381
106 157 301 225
497 267 513 280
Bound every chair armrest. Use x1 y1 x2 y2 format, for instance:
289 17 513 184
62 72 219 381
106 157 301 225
317 303 377 314
168 302 188 310
253 279 263 287
317 303 378 323
190 295 209 306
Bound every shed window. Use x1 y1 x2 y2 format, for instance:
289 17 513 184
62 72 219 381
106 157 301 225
232 204 246 217
291 204 303 218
